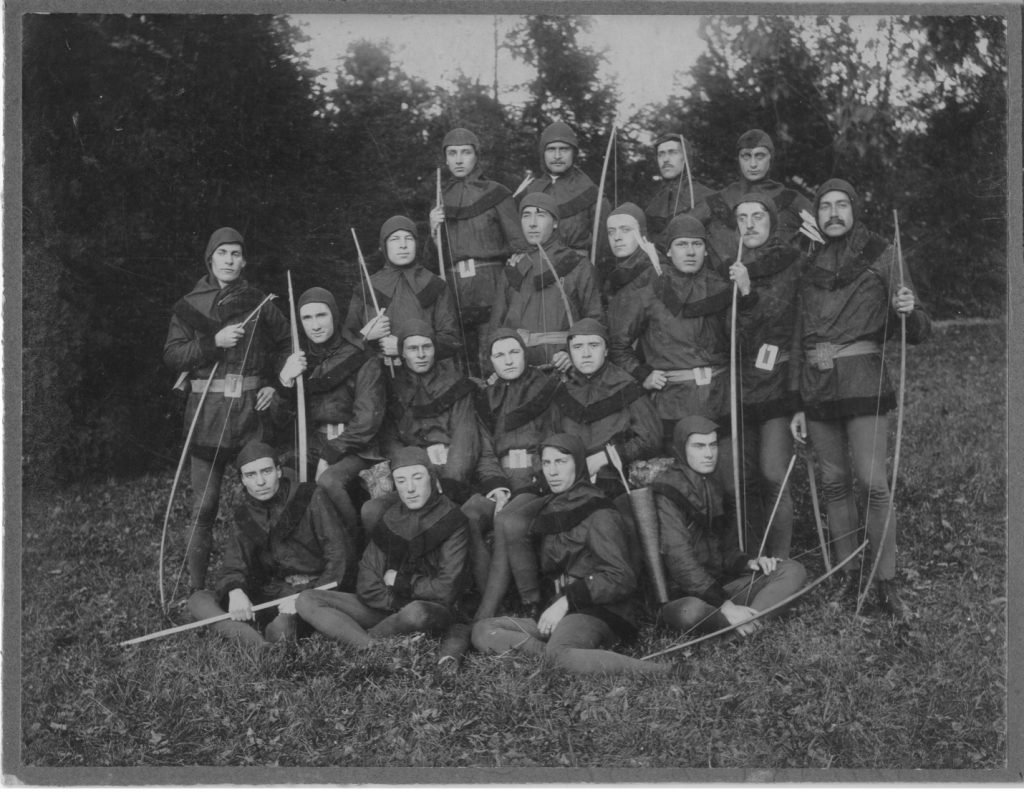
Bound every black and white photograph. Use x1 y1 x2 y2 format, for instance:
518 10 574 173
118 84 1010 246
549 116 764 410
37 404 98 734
5 2 1020 784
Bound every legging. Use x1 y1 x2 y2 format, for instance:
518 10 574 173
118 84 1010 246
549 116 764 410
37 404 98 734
187 452 232 589
316 454 372 537
807 413 896 579
472 613 671 675
660 558 807 634
295 589 452 649
739 415 795 558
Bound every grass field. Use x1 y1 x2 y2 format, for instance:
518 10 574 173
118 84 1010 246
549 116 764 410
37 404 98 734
13 322 1008 779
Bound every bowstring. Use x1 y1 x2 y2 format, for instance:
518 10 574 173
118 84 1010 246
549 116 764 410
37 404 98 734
167 302 266 610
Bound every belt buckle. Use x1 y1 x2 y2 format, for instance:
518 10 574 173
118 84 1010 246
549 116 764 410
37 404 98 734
756 343 780 371
326 422 345 440
457 258 477 278
508 449 530 469
223 373 243 398
813 342 835 370
693 366 712 385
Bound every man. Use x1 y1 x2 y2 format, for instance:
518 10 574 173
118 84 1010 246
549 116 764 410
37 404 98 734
377 320 508 508
644 133 714 240
599 201 663 310
164 227 291 590
296 446 469 649
187 440 357 647
789 178 930 618
521 121 611 262
692 129 813 275
429 128 527 375
608 213 753 453
556 318 662 499
729 194 803 558
653 416 807 636
487 192 602 371
472 434 674 676
278 286 386 538
345 215 462 372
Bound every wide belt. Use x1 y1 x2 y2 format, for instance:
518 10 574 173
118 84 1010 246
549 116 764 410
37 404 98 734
316 422 346 440
191 375 260 395
516 329 569 347
805 340 882 371
446 258 504 279
663 366 727 385
501 450 534 470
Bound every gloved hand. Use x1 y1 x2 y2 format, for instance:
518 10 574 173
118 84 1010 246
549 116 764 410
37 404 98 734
277 595 297 616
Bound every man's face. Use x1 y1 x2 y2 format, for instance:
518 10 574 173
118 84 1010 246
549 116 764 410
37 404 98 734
607 214 641 260
541 447 576 493
299 302 335 345
657 140 685 180
490 337 526 381
684 432 718 476
402 335 436 374
393 464 433 510
209 243 246 287
569 334 607 375
521 207 557 246
543 142 575 176
735 201 772 250
738 146 772 182
240 457 282 501
445 145 477 179
385 230 417 267
817 190 855 239
668 237 706 274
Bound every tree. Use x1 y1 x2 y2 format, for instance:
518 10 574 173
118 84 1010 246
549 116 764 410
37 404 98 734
22 14 329 481
505 16 619 162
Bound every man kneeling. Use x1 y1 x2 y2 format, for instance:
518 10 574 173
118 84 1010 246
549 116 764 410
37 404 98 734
296 447 468 648
653 416 807 636
187 440 357 647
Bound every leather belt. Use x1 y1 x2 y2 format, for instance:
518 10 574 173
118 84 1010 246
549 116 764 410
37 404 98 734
805 340 882 371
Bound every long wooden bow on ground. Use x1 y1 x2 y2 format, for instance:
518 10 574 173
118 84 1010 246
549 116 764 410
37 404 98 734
351 227 395 378
642 538 870 660
589 122 616 268
286 271 308 482
158 293 278 613
121 582 338 647
856 211 908 614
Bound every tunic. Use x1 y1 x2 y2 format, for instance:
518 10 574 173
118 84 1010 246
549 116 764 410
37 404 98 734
358 491 469 611
435 165 529 326
164 275 291 458
790 222 931 421
215 470 357 601
531 481 641 640
651 462 749 606
487 236 603 367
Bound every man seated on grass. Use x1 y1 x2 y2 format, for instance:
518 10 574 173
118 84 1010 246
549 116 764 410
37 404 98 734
296 447 469 649
653 416 807 637
471 434 674 676
187 440 357 648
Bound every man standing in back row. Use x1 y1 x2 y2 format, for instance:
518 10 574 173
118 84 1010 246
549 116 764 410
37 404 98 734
692 129 812 275
644 132 714 241
430 127 527 376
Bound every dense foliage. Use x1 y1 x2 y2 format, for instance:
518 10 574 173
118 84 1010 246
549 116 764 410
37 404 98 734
19 13 1008 482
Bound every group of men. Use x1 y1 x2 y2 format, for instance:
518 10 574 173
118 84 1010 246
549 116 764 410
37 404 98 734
163 120 928 673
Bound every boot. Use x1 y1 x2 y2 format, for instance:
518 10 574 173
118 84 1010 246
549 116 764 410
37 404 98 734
875 579 908 621
831 570 859 605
